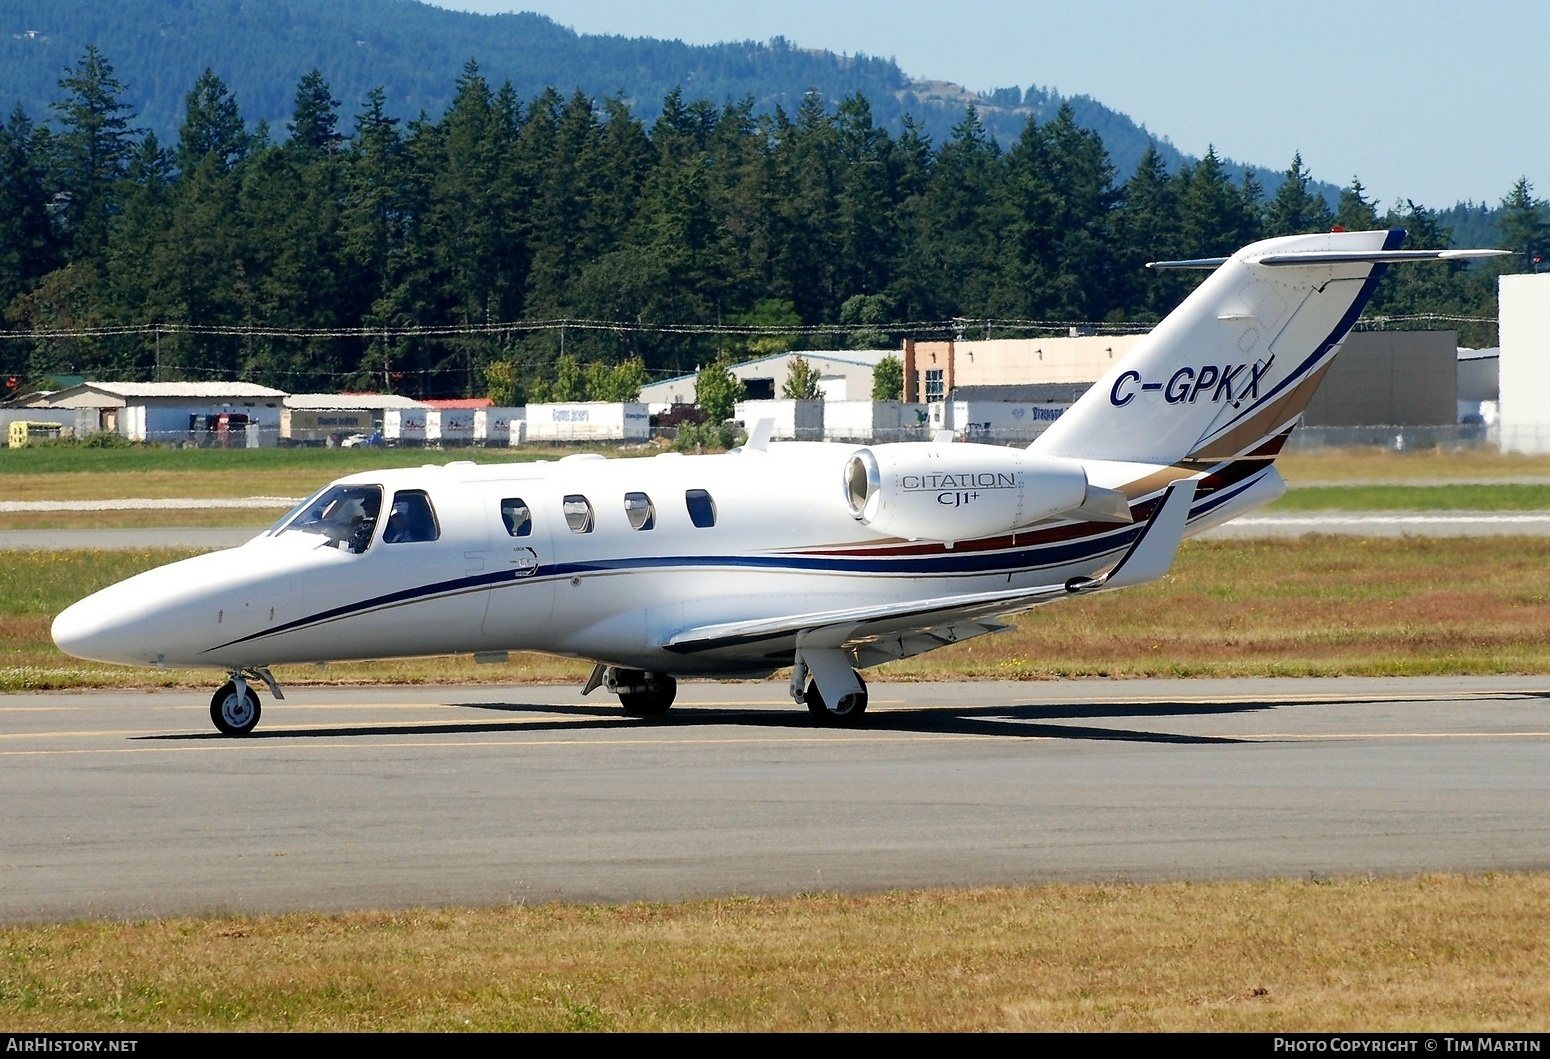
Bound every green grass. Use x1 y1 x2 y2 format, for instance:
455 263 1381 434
1271 483 1550 511
0 442 634 476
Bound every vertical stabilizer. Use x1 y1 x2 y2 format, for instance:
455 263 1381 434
1032 229 1404 464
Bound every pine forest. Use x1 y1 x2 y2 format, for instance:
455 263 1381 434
1 49 1543 402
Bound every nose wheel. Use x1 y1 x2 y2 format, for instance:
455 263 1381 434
210 680 261 736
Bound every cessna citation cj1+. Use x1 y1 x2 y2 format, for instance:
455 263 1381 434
53 230 1506 734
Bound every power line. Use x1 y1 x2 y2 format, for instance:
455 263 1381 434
0 312 1497 345
0 317 1159 342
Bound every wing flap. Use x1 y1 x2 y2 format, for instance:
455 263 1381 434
662 580 1074 654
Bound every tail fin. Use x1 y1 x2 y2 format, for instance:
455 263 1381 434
1031 229 1504 465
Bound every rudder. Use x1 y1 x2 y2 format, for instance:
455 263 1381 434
1031 229 1405 465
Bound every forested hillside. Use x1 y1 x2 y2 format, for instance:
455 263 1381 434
0 50 1539 400
0 0 1307 201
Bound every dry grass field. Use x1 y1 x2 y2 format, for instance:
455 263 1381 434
1277 447 1550 483
3 876 1546 1031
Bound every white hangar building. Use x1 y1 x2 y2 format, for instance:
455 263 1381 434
19 381 287 444
1499 273 1550 453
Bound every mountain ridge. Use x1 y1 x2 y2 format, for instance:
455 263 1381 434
0 0 1337 201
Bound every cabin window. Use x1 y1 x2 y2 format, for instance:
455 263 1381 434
383 489 440 543
501 498 532 537
685 488 716 528
274 484 381 554
624 492 655 531
563 494 594 534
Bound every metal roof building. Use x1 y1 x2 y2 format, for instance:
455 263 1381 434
19 381 287 444
639 350 895 409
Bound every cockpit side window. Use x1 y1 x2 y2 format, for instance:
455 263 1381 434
563 495 594 534
685 488 716 528
501 498 532 537
274 484 382 554
624 491 655 531
383 489 440 544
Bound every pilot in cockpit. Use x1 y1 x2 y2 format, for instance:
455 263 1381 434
382 490 438 544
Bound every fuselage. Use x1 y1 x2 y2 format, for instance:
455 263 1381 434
50 440 1283 677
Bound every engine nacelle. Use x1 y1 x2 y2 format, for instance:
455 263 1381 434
843 443 1092 543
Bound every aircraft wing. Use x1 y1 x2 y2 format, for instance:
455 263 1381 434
664 480 1197 661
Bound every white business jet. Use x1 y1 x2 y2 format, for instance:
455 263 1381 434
52 230 1505 734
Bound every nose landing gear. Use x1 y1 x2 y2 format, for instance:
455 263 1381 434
210 679 260 736
208 668 284 736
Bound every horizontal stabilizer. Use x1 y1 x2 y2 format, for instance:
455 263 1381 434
1145 256 1229 270
1148 247 1508 270
1075 479 1196 591
1250 248 1509 267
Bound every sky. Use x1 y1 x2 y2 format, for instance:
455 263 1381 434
429 0 1547 211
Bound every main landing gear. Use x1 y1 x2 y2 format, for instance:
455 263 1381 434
792 649 869 725
209 668 284 736
585 665 678 717
802 671 868 724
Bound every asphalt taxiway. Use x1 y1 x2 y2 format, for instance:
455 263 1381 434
3 677 1548 921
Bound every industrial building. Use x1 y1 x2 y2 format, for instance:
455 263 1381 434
903 334 1147 403
1498 273 1550 453
897 330 1466 443
640 350 895 409
14 381 286 445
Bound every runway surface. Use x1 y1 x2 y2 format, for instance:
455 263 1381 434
1198 511 1550 537
4 676 1548 921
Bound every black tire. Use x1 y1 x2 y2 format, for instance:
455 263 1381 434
210 681 261 736
804 671 868 725
619 673 677 717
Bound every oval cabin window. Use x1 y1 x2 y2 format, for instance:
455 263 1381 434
624 492 655 531
563 495 594 534
501 498 532 537
685 489 716 528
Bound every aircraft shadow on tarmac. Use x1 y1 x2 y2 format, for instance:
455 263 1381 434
128 697 1335 745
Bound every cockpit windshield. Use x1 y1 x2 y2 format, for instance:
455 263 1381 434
270 484 383 553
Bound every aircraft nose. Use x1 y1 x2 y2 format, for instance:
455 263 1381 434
52 593 149 665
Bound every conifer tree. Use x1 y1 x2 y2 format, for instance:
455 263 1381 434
1116 143 1185 318
1497 177 1548 271
1264 152 1333 236
177 69 248 174
51 45 139 261
287 70 343 156
0 106 56 312
1334 177 1380 232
